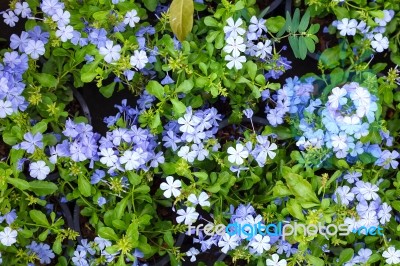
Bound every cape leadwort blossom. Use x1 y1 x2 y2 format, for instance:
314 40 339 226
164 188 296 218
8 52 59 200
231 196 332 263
27 241 55 265
164 106 221 163
160 176 182 198
0 227 17 246
29 161 50 180
332 13 393 53
382 246 400 265
293 82 391 166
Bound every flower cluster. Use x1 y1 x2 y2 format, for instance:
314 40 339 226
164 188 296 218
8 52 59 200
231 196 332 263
263 77 315 126
163 107 222 163
333 10 394 53
223 16 273 70
50 119 100 165
293 82 398 165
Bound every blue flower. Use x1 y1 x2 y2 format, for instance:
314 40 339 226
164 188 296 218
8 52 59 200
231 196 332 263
27 241 55 264
19 132 43 154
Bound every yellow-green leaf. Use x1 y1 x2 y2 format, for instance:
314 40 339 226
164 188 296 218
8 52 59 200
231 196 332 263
169 0 194 42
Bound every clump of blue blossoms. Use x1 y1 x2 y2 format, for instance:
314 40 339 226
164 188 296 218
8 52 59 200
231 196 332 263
292 81 398 166
163 106 222 163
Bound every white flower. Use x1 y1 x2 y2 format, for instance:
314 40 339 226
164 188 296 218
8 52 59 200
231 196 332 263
351 86 370 108
52 9 70 27
331 132 348 150
223 17 246 39
218 234 240 253
227 143 249 165
99 148 118 167
177 145 197 163
119 150 143 170
124 9 140 27
377 202 392 224
225 54 246 70
336 18 357 36
248 16 267 37
176 207 199 225
99 40 121 63
177 111 200 134
130 50 148 69
255 40 272 59
186 247 199 262
382 246 400 265
357 181 379 201
29 161 50 180
188 192 210 207
266 254 287 266
374 10 394 27
249 234 271 254
160 176 181 198
223 36 246 57
328 87 347 109
0 100 13 118
55 25 74 42
371 33 389 53
333 186 354 206
0 227 17 246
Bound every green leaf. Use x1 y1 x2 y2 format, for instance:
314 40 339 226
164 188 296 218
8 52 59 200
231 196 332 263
367 253 381 263
298 36 307 60
99 82 116 98
29 181 58 196
146 81 164 100
29 210 50 227
320 46 340 69
266 16 285 33
288 36 300 58
298 8 310 32
204 17 219 27
391 200 400 212
304 37 316 53
338 248 354 264
7 177 30 191
34 73 58 88
286 199 305 220
175 79 194 93
283 173 319 204
163 231 174 248
52 48 70 57
78 175 91 197
114 197 129 220
126 222 139 244
31 121 48 134
43 134 57 146
246 61 257 80
81 58 101 83
334 7 350 19
143 0 157 11
126 171 142 186
306 254 325 266
150 112 161 130
169 0 194 42
291 8 300 32
53 239 62 255
98 227 119 241
330 68 344 86
92 11 109 21
171 98 186 115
